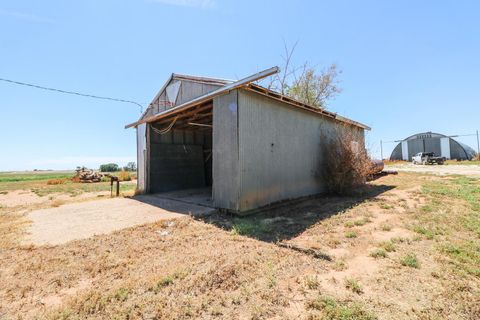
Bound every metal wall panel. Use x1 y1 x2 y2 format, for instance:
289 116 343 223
136 124 147 192
212 91 240 210
176 82 220 107
401 141 409 160
142 80 222 119
236 89 362 212
408 139 423 159
424 138 441 156
440 137 451 159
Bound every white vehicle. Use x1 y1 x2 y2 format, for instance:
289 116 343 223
412 152 446 165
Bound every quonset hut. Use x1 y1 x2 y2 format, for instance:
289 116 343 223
125 67 370 214
390 132 476 161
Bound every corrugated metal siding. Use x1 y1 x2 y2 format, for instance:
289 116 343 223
237 89 361 212
176 82 220 107
212 91 240 210
142 80 222 120
136 124 147 192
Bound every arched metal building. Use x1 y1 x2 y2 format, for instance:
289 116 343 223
390 132 476 161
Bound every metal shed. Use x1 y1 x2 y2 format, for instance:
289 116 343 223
126 67 370 213
390 132 476 161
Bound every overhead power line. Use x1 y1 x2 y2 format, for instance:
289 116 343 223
0 77 144 112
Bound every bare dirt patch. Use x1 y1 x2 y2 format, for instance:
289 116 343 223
24 196 214 246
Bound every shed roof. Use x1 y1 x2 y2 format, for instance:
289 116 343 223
125 67 370 130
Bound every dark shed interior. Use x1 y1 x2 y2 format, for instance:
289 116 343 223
147 102 213 193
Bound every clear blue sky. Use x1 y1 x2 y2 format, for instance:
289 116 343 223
1 0 479 170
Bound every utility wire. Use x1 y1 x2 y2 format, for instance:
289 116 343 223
0 77 144 113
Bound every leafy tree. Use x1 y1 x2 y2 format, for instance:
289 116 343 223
99 163 119 172
123 162 137 171
286 64 341 108
266 41 342 109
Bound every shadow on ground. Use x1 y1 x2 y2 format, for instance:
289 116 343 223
195 184 395 243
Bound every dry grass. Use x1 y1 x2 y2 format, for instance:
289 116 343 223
46 178 68 185
0 211 29 249
0 172 479 319
117 171 132 182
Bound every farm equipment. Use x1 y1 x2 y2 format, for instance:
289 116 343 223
412 152 446 165
73 167 120 196
73 167 103 183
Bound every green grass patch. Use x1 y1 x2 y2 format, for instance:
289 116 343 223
400 254 420 268
345 231 358 238
441 242 480 277
412 225 444 240
0 171 73 183
306 295 376 319
231 218 271 238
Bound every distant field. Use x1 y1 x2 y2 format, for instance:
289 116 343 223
0 171 74 183
0 170 136 195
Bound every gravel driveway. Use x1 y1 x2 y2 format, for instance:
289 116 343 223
386 163 480 176
24 196 215 246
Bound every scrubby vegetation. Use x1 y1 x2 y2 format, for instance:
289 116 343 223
322 125 372 195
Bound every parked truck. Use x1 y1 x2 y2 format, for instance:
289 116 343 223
412 152 446 165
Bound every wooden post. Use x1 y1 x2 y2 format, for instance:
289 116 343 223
116 180 120 197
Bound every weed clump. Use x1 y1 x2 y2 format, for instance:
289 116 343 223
400 254 420 268
370 249 387 259
306 295 376 319
345 231 358 238
118 171 132 182
47 178 67 185
345 278 363 294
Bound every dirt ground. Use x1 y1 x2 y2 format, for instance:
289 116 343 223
0 172 479 319
387 162 480 176
24 196 214 246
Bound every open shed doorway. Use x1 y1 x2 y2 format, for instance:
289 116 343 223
147 101 213 204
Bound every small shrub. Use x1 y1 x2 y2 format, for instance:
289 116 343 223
400 254 420 268
379 241 396 252
380 203 394 210
354 217 371 226
370 249 387 259
344 221 355 228
47 178 67 185
345 231 358 238
333 260 348 271
345 278 363 294
113 287 129 302
321 125 371 195
304 275 320 290
380 223 392 231
118 171 132 182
